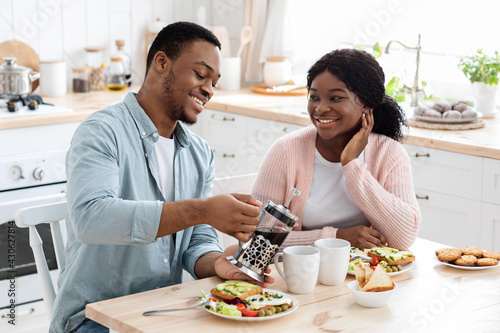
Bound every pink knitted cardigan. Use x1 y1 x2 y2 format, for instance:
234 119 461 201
251 126 421 250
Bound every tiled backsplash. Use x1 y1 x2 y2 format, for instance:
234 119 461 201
0 0 244 88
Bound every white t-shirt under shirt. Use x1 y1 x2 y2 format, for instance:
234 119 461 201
302 149 370 230
153 135 175 203
153 134 176 261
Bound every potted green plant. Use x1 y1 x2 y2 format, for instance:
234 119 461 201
458 49 500 117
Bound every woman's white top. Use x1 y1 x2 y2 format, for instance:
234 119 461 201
302 149 369 230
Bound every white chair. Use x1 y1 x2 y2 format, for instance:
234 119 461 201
14 201 67 320
213 173 257 248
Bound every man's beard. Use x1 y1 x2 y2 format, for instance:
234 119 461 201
163 71 196 125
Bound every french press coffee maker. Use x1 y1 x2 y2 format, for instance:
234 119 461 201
227 188 301 282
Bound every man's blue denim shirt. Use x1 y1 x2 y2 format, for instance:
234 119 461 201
50 92 221 332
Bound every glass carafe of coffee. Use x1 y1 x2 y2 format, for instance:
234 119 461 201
227 188 301 282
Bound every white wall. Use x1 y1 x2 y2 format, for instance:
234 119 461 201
0 0 245 88
3 0 494 104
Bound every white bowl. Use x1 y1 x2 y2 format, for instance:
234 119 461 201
347 280 398 307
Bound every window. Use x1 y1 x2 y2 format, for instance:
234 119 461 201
281 0 499 101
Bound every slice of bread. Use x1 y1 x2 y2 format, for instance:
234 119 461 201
210 286 263 300
361 264 394 292
363 265 374 285
353 265 366 288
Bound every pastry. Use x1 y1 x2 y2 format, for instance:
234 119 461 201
432 101 451 112
414 105 429 116
437 248 462 262
442 110 462 119
450 100 469 112
476 258 499 266
454 255 478 266
422 109 443 118
461 108 477 119
483 251 500 260
460 246 483 258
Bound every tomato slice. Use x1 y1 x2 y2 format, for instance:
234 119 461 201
370 265 376 270
235 303 246 312
241 310 259 317
371 256 380 265
209 298 222 302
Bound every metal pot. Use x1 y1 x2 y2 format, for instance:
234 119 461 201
0 57 40 98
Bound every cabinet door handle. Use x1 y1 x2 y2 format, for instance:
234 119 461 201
415 153 430 158
416 195 429 200
211 114 235 121
222 153 235 158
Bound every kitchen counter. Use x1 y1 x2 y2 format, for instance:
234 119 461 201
1 86 499 159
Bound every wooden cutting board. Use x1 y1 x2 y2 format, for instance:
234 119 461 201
0 40 40 92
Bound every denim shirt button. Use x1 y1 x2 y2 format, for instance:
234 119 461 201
153 133 158 137
163 258 168 264
141 131 146 136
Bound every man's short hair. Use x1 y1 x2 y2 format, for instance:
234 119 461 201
145 21 221 75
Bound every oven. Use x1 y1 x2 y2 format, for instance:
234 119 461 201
0 95 77 328
0 150 67 308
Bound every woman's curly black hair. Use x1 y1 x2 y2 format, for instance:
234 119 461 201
307 48 407 142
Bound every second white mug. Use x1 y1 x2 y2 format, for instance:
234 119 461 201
274 245 320 294
314 238 351 286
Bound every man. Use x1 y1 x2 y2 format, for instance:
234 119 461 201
50 22 273 333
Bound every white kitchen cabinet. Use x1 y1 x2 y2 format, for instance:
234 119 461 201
482 157 500 205
198 109 304 177
404 145 482 200
414 188 482 248
404 144 482 247
404 144 500 249
0 301 49 333
480 203 500 251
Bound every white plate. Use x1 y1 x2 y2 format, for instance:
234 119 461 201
433 255 500 270
413 112 483 124
203 289 299 321
348 260 414 276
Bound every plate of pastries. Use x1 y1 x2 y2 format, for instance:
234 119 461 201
413 101 482 124
435 246 500 270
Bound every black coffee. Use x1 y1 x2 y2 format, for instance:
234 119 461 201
253 227 289 247
235 227 290 274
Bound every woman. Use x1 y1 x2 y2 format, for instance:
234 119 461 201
252 49 421 250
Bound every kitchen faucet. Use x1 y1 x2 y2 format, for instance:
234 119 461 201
385 34 423 106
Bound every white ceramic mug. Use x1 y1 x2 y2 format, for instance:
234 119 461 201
217 57 241 91
314 238 351 286
274 246 320 294
39 60 67 97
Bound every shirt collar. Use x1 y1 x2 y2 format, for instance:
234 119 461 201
123 92 190 148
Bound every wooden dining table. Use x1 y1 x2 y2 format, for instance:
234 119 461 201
85 238 500 333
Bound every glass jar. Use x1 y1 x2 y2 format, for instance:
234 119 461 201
106 58 128 91
72 67 91 93
84 46 106 68
84 46 106 90
113 40 132 86
263 56 292 87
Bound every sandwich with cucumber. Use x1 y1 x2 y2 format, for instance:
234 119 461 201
367 246 415 266
210 280 263 300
